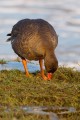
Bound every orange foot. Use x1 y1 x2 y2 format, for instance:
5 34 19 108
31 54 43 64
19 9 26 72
25 72 31 78
42 75 48 80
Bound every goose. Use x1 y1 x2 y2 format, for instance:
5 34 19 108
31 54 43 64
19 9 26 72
7 19 58 80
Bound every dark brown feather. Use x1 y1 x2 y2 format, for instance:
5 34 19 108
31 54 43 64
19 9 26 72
7 19 58 73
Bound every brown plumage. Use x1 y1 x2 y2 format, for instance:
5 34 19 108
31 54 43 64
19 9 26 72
7 19 58 80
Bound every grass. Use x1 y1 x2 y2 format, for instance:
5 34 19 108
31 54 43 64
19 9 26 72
0 59 7 64
0 66 80 119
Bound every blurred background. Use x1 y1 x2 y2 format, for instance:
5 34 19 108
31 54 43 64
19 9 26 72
0 0 80 70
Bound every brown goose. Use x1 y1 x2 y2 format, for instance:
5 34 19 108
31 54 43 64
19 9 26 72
7 19 58 80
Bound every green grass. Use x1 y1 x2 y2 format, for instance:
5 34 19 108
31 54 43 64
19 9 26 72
0 66 80 119
0 59 7 64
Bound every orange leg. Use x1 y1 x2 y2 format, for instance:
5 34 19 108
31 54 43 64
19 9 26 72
22 59 30 77
39 59 47 80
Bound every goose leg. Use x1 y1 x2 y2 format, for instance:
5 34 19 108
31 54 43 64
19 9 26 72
22 58 30 77
39 59 47 80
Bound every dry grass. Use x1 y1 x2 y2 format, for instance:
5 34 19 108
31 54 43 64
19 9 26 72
0 66 80 119
0 59 7 64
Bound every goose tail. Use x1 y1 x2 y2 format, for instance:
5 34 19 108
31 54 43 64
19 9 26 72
6 33 12 42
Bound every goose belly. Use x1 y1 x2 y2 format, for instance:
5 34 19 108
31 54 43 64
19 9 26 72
12 39 45 60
